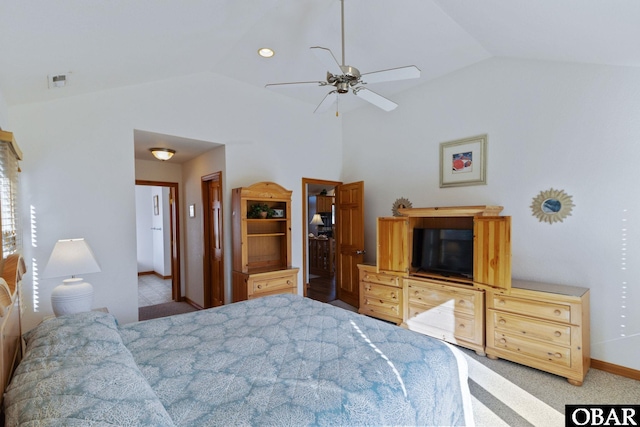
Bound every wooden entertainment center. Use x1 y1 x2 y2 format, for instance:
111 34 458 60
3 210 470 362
360 205 590 385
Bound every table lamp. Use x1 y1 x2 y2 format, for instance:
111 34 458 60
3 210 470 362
310 213 324 235
44 238 101 316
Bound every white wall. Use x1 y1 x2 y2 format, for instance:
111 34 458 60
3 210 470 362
343 57 640 370
151 186 171 276
0 90 8 128
9 71 342 332
182 146 225 307
135 185 153 272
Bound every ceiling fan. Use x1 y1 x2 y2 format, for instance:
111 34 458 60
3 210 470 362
265 0 420 114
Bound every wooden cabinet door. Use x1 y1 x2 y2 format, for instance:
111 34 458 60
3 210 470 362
335 181 364 308
377 217 410 274
474 216 511 291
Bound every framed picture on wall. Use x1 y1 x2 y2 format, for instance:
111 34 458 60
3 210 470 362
440 134 487 188
153 195 159 215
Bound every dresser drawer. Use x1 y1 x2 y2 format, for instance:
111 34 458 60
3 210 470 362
489 310 571 346
361 271 401 288
489 294 571 323
361 295 402 320
408 283 477 316
408 304 478 341
489 331 571 368
362 282 401 302
250 273 296 295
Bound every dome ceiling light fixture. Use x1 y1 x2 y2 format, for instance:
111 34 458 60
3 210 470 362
150 148 176 161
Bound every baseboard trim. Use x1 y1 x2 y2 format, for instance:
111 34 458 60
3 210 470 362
591 358 640 381
183 297 203 310
137 271 171 280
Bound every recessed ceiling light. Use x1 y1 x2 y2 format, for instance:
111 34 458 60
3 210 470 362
258 48 275 58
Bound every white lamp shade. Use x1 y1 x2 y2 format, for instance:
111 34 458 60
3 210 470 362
44 238 101 278
310 214 324 226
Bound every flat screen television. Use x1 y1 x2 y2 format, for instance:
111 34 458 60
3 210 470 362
412 228 473 278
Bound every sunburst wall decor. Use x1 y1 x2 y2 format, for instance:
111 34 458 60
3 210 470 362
392 197 412 216
530 188 574 224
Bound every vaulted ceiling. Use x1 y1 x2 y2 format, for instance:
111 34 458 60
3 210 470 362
2 0 639 114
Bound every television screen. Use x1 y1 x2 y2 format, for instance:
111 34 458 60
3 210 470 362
412 228 473 278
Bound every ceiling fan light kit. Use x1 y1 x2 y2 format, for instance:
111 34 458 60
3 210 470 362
265 0 420 114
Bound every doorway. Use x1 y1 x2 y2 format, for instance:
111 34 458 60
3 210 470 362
305 181 338 303
135 180 181 307
302 178 365 308
202 171 224 308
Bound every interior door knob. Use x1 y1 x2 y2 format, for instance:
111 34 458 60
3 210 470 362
355 250 366 255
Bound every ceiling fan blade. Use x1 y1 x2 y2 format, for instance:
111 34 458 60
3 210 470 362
310 47 343 76
265 81 327 88
360 65 421 85
353 87 398 112
314 91 338 114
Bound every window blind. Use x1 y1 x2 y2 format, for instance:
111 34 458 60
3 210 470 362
0 130 22 260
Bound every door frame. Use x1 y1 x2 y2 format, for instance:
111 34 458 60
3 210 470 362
135 180 181 302
301 177 341 298
202 171 224 308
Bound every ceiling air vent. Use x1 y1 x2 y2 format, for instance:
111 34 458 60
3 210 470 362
48 73 69 89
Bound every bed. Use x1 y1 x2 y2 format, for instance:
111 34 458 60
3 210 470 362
3 293 474 426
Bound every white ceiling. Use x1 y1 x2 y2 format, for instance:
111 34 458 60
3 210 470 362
2 0 639 160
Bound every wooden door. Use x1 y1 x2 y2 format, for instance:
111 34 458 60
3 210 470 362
335 181 364 308
473 216 511 291
377 216 410 274
168 186 180 302
203 172 224 307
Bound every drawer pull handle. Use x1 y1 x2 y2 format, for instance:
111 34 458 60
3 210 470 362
498 319 506 325
553 353 562 359
459 300 466 305
390 292 396 298
458 323 465 329
554 309 561 316
499 338 507 344
287 280 292 285
257 284 262 289
498 299 506 306
554 331 562 337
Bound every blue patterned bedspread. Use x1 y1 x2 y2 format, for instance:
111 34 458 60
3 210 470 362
4 311 175 426
120 294 471 426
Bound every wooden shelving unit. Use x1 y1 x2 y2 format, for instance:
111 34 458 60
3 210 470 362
232 182 298 301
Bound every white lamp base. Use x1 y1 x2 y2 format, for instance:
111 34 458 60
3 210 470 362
51 277 94 316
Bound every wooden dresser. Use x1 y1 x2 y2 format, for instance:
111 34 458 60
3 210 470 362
358 264 403 325
309 237 334 278
405 277 485 355
486 280 590 385
234 268 298 301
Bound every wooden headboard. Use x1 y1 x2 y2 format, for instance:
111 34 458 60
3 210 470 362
0 254 26 407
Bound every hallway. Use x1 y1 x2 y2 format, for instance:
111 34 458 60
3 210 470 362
138 274 172 307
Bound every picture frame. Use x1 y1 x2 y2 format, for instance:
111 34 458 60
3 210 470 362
439 134 487 188
153 195 159 215
272 208 284 218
